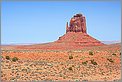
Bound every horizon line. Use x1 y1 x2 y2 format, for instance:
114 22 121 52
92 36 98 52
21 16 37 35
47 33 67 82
1 40 121 45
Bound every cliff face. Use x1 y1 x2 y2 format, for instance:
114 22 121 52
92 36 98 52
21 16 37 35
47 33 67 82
66 14 86 33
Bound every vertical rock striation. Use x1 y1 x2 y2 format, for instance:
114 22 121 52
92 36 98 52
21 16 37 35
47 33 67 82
66 14 86 33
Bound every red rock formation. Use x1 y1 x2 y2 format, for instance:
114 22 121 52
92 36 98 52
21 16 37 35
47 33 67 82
56 13 104 47
66 14 87 33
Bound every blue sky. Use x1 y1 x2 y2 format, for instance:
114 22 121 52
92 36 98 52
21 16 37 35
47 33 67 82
1 1 121 44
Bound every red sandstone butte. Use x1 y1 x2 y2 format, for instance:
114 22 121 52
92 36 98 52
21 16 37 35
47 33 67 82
15 13 104 50
55 14 104 45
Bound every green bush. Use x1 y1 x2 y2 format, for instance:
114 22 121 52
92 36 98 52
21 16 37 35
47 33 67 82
12 57 18 62
0 56 3 59
69 55 73 59
6 56 10 60
89 51 93 55
91 60 97 65
82 61 88 65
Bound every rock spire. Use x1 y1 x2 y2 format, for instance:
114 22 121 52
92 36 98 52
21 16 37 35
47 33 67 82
66 14 87 33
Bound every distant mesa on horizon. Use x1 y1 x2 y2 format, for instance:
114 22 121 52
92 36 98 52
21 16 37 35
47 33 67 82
101 41 121 44
1 40 121 46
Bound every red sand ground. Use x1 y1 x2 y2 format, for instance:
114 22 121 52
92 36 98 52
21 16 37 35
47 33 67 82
1 43 121 81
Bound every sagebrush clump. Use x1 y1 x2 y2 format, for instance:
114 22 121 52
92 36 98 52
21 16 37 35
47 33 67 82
6 56 10 60
68 67 73 71
91 60 97 65
82 61 88 65
89 51 93 55
12 57 18 62
69 55 73 59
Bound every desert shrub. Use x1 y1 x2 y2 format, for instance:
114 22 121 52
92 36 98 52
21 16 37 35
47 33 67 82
69 55 73 59
6 56 10 60
72 65 75 67
82 80 88 82
91 60 97 65
82 61 88 65
12 57 18 62
63 76 66 79
0 56 3 59
120 52 121 55
22 69 27 72
80 56 86 60
10 77 15 80
112 53 116 56
107 58 114 63
68 67 73 71
89 51 93 55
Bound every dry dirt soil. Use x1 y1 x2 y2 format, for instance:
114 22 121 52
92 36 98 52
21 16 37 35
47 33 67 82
1 43 121 81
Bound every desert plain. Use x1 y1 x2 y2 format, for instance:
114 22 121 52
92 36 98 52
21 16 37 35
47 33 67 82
1 43 121 81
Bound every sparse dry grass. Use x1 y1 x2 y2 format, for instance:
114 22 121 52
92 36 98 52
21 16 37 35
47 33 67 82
1 44 121 81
